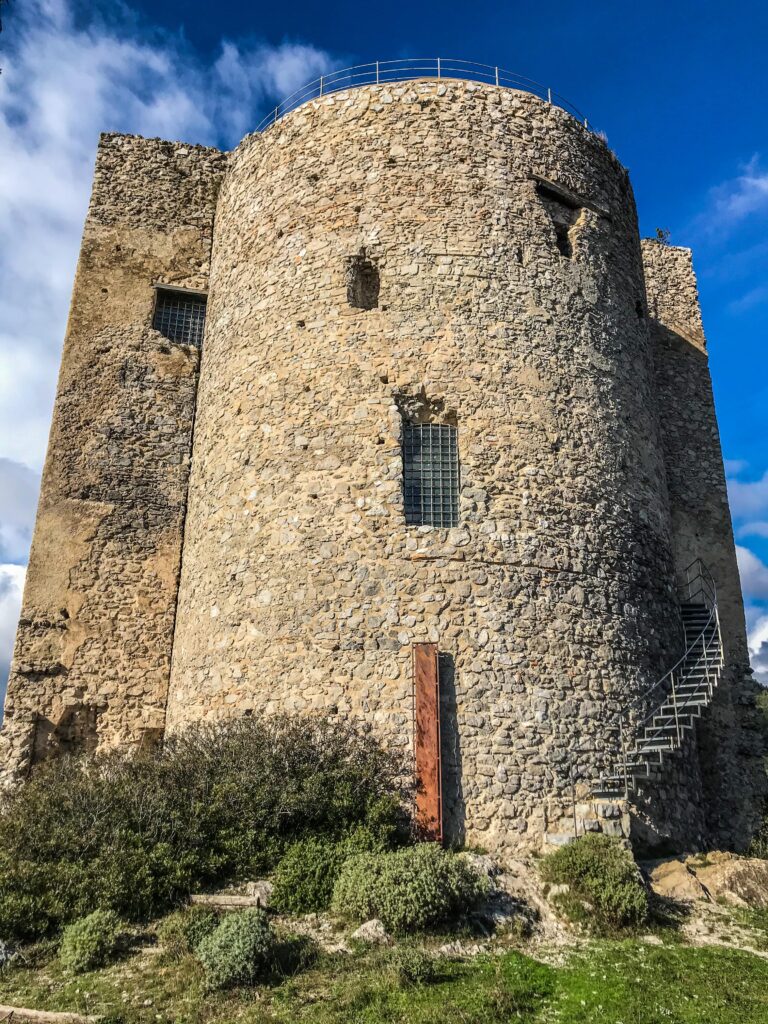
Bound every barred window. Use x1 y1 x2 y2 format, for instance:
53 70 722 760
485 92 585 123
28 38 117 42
403 423 459 527
152 288 207 346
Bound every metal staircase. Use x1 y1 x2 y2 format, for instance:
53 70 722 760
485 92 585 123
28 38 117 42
593 559 724 799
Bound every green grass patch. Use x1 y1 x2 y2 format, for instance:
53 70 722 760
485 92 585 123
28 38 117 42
2 928 768 1023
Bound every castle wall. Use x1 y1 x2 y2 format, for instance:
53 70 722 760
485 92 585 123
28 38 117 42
167 81 683 852
0 133 226 783
642 241 766 849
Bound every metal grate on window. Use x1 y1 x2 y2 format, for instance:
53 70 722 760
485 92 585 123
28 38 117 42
403 423 459 527
152 289 207 346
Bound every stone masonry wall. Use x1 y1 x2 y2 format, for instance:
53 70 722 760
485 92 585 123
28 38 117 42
168 82 684 853
642 240 766 849
0 133 226 784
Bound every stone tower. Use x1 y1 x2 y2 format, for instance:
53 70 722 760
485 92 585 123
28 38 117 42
1 74 763 854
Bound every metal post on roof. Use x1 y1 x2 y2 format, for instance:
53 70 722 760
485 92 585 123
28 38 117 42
273 106 278 124
437 57 441 79
376 61 380 83
495 66 499 86
319 76 324 97
547 87 552 104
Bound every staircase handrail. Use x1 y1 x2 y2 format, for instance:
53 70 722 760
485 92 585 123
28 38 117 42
612 558 719 727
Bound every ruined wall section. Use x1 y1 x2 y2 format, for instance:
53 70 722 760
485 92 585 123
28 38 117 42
642 239 766 848
169 82 684 852
0 133 226 784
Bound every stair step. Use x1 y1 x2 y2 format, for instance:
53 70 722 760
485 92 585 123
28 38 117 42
657 704 704 718
645 723 692 737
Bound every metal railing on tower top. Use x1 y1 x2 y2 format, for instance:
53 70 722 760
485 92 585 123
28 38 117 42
253 58 592 133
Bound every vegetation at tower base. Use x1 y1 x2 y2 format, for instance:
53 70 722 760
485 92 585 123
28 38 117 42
195 908 279 991
58 910 123 974
331 845 490 933
271 827 392 914
539 833 649 934
0 714 405 940
155 905 219 961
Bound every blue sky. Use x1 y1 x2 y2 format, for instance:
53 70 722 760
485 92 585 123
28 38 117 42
0 0 767 693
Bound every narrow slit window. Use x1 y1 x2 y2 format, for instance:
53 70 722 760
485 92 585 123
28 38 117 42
153 289 207 346
403 423 459 528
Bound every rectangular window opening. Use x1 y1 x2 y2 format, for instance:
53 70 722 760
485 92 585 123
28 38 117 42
152 288 207 346
536 182 581 260
403 423 459 528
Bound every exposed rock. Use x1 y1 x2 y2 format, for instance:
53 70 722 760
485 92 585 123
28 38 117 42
694 856 768 909
645 858 709 902
242 880 274 908
0 939 17 968
436 940 485 959
645 852 768 910
461 852 501 888
350 919 389 945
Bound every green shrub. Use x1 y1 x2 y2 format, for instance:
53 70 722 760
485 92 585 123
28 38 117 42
59 909 122 973
539 833 648 934
331 844 488 933
385 945 437 986
272 826 387 914
0 715 405 940
749 822 768 860
157 906 219 960
195 908 276 990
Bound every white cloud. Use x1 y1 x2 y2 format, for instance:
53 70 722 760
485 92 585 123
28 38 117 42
729 282 768 314
0 458 41 564
736 545 768 601
0 0 337 708
727 472 768 520
725 458 749 477
738 522 768 540
0 565 26 713
748 613 768 686
698 155 768 233
0 0 336 472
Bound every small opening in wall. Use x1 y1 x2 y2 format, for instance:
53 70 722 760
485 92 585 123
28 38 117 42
536 182 581 260
553 222 572 259
345 249 380 310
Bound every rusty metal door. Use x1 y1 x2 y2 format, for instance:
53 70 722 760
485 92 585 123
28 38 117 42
413 642 442 842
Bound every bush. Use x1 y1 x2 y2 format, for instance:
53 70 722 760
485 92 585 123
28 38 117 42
749 822 768 860
157 906 219 960
59 909 122 973
331 844 488 933
195 908 276 990
539 833 648 934
272 826 388 914
0 714 405 940
385 945 437 986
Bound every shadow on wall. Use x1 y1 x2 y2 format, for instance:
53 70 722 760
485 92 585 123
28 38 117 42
439 651 465 846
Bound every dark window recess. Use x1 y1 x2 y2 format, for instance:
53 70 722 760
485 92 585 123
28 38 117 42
345 250 380 310
403 423 459 528
536 183 581 259
153 289 207 346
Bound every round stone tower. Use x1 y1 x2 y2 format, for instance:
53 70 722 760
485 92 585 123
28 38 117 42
167 80 683 850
